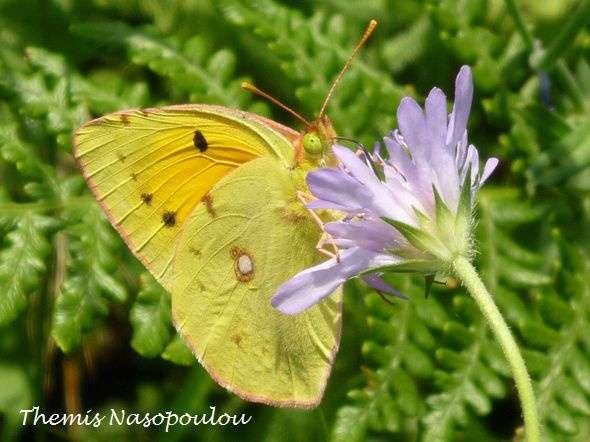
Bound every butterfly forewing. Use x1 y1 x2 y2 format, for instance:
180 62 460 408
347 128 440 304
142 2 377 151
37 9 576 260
74 105 294 290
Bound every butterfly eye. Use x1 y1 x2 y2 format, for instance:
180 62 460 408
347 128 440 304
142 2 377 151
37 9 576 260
302 132 324 156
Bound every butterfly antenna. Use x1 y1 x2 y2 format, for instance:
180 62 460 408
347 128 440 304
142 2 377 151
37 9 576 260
318 19 378 118
241 81 311 127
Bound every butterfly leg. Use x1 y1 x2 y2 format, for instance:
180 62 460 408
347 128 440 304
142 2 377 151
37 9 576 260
296 191 341 262
315 232 341 260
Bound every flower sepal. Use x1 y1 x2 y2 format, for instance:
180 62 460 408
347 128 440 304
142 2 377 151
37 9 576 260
383 216 453 263
359 258 443 277
455 165 474 252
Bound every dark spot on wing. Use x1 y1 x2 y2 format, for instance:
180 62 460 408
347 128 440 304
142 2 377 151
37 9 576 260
162 211 176 227
193 130 208 152
189 246 201 257
140 193 153 205
231 334 243 348
201 193 216 217
120 114 130 126
130 172 138 181
230 246 241 259
116 152 127 162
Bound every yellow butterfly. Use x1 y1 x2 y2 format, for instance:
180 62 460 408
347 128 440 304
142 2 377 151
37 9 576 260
74 20 377 408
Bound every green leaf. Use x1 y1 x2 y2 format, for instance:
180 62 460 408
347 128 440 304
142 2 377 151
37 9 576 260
0 213 51 326
161 336 195 366
219 0 406 144
332 406 368 442
130 273 172 358
71 22 260 110
333 282 432 440
52 203 127 352
529 0 590 71
0 364 32 440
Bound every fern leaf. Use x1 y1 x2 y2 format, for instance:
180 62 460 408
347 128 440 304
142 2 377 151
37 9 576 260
161 336 195 367
220 0 406 142
524 244 590 439
70 21 264 111
130 273 172 358
0 364 32 441
332 281 433 441
422 302 508 441
0 212 52 326
51 202 127 352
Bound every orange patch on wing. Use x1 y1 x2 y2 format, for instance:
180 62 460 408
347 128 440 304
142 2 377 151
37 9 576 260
201 193 216 217
231 334 243 347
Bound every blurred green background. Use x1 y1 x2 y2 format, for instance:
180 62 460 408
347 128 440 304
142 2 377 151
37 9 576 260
0 0 589 440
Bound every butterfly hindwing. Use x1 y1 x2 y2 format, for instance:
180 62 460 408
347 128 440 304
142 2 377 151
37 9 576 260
172 156 342 407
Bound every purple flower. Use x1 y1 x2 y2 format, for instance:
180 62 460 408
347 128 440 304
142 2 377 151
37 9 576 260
272 66 499 315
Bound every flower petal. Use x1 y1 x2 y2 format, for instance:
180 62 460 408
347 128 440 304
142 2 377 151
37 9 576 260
397 97 428 160
332 145 379 185
324 218 403 251
333 145 416 224
425 87 448 151
307 167 371 212
271 248 400 314
305 199 352 212
383 136 415 182
455 131 468 169
446 65 473 147
427 88 459 209
463 144 480 186
480 157 499 185
430 147 460 211
360 273 407 299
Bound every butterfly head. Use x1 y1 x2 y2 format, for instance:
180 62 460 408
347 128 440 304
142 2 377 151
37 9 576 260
302 115 336 160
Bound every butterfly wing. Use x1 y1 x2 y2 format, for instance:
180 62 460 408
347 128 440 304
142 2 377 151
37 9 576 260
73 105 295 290
172 156 342 407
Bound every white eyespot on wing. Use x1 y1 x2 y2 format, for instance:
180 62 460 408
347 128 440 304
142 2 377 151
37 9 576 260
238 254 254 275
230 247 255 282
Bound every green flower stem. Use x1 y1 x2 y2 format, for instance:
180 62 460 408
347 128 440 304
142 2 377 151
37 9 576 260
452 255 541 442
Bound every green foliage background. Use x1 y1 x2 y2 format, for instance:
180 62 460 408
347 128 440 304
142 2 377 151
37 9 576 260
0 0 589 440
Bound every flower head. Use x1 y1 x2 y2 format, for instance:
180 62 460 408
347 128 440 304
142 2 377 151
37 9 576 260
272 66 499 315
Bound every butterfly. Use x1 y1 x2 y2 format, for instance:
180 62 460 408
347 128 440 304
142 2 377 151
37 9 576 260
73 20 377 408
